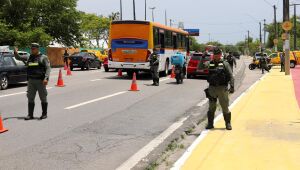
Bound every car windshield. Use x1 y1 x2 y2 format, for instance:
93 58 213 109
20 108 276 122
71 52 87 57
191 54 202 60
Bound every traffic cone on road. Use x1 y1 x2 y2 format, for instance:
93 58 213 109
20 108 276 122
0 114 8 134
129 72 139 91
64 63 68 70
56 69 65 87
118 69 123 77
66 67 72 76
170 66 176 78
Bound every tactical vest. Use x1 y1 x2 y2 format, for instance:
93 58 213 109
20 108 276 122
150 53 159 66
27 54 46 80
207 61 229 86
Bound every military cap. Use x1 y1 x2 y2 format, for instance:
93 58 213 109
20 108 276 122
31 43 40 48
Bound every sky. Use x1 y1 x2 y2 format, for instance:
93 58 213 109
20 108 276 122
77 0 299 45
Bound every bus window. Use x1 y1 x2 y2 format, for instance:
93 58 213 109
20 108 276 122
153 28 160 48
165 31 172 48
173 33 177 49
160 30 165 48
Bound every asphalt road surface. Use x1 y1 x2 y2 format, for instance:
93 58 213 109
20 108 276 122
0 58 260 170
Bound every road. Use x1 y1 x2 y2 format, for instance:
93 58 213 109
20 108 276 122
0 58 256 170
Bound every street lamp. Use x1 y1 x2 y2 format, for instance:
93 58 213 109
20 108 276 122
133 0 136 20
149 7 156 22
120 0 123 20
145 0 147 20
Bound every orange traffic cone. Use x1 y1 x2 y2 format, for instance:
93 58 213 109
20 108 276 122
118 69 123 77
64 63 68 70
0 114 8 134
56 69 65 87
66 67 72 76
170 66 176 78
129 72 139 91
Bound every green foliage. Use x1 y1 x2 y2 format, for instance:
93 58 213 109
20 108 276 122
80 13 111 48
0 0 83 47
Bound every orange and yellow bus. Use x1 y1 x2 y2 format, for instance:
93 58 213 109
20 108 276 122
108 20 190 76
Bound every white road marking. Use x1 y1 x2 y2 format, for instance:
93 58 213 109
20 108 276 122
116 117 188 170
171 74 267 170
90 79 102 82
65 91 128 110
197 99 209 107
0 87 53 98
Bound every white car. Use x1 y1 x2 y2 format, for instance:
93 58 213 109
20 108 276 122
17 51 30 58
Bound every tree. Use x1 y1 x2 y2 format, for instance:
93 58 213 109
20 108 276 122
32 0 82 46
80 12 111 48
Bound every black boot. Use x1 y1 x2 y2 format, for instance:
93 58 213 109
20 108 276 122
25 102 35 120
206 112 215 129
223 113 232 130
40 102 48 120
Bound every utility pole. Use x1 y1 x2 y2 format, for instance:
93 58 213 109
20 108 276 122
120 0 123 20
248 30 250 55
208 33 211 42
294 4 297 50
264 19 266 47
274 5 277 51
290 4 300 50
165 10 167 25
145 0 147 20
149 7 155 22
260 22 262 52
170 19 172 27
283 0 290 75
133 0 136 20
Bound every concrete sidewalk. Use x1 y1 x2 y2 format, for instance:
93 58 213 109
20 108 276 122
173 67 300 170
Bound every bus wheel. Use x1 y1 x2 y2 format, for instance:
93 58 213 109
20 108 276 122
162 60 169 77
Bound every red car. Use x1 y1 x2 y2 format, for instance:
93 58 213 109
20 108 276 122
187 52 213 78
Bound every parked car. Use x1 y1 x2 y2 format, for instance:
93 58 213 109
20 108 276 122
0 54 27 90
17 51 30 59
269 52 297 68
233 51 241 59
187 52 212 78
69 52 102 71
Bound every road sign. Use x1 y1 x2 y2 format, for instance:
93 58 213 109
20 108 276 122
273 39 278 45
282 33 288 40
184 29 200 36
282 21 293 31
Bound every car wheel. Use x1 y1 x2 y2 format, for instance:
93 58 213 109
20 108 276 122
86 63 90 70
290 61 296 68
187 74 191 79
97 63 101 69
81 67 85 70
0 75 9 90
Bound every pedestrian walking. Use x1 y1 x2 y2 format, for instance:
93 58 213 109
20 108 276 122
204 47 234 130
149 48 160 86
259 54 269 74
14 43 51 120
63 48 69 68
280 53 285 72
225 52 237 71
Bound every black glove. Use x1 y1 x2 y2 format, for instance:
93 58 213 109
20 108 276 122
229 86 234 93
